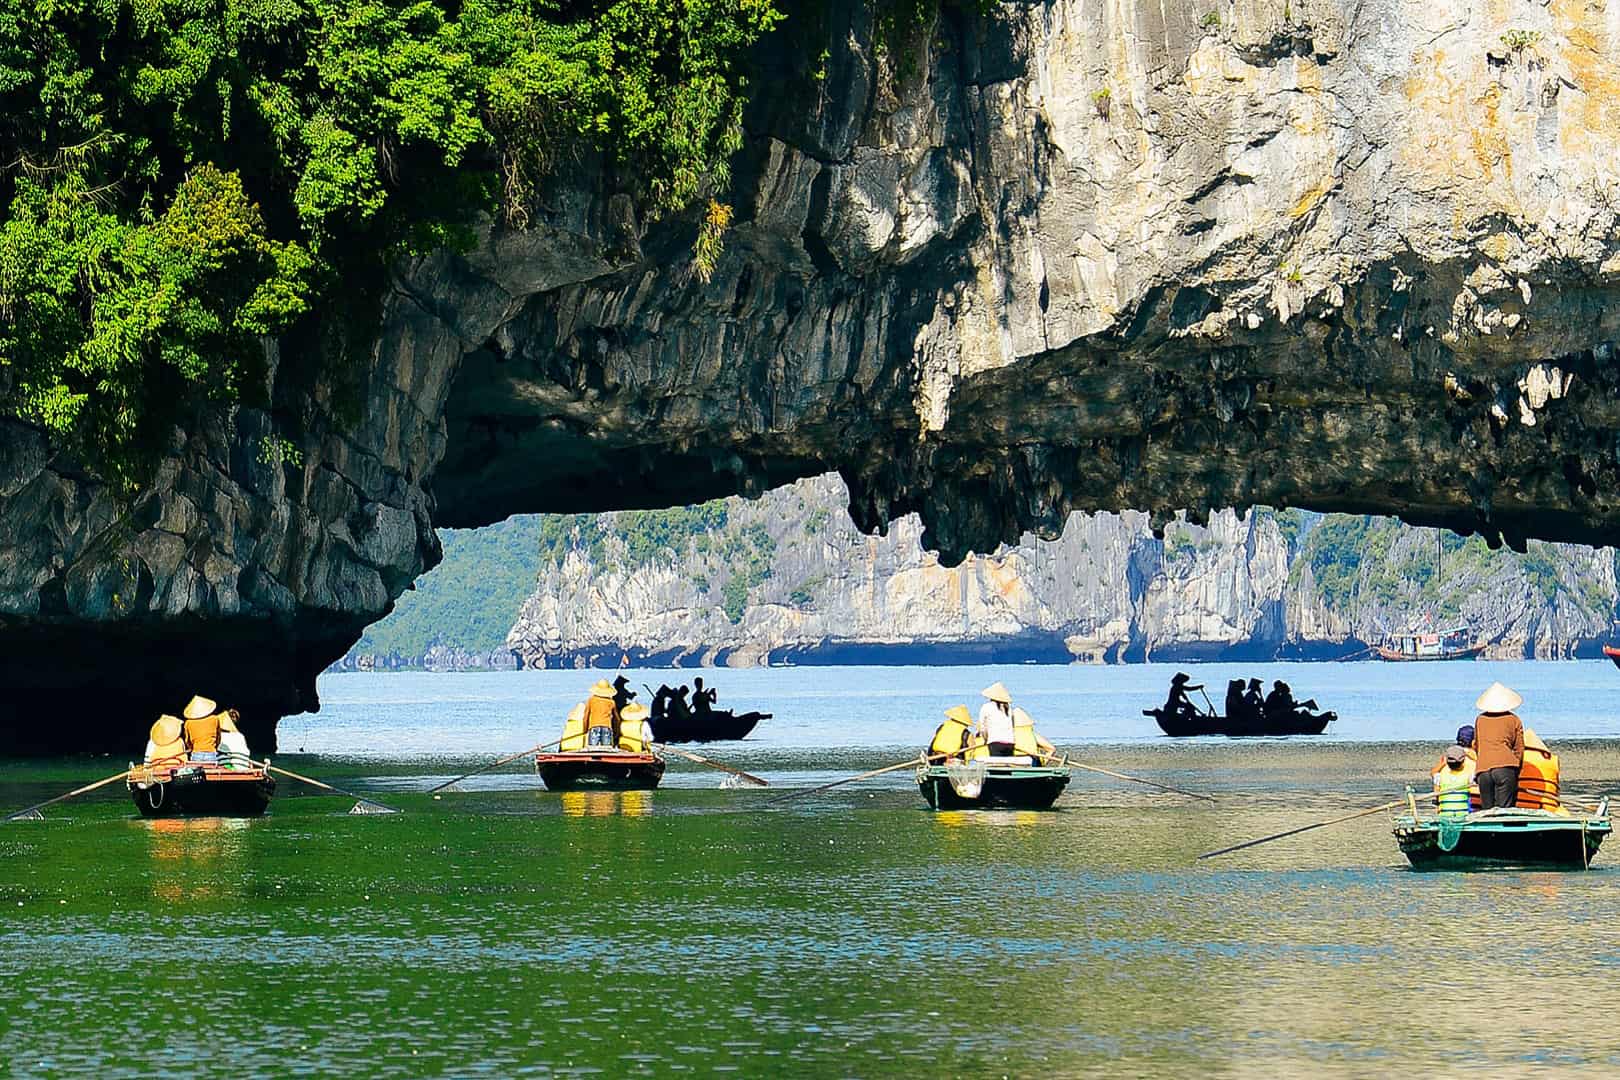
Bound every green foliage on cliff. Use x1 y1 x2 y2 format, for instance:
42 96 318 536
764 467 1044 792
354 515 544 658
0 0 781 480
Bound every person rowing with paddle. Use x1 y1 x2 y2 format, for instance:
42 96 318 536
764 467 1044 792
1162 673 1205 725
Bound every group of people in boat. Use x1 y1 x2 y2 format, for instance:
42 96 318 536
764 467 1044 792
929 682 1057 763
649 678 722 726
142 695 253 767
1158 673 1328 729
559 678 656 752
1430 681 1561 815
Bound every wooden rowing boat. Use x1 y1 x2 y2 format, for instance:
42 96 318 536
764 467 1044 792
1143 705 1335 737
127 759 275 818
1393 802 1611 869
535 749 665 791
915 760 1070 810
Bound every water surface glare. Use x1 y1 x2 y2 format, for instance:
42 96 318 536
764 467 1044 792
4 661 1620 1077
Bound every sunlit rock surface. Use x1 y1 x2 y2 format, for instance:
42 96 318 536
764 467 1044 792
8 0 1620 749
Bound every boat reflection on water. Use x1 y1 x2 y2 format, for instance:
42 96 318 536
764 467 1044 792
142 815 252 903
559 789 653 818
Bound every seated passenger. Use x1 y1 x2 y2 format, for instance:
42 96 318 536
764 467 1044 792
1011 707 1052 764
1432 744 1474 817
1264 680 1318 716
584 680 618 748
1431 725 1477 776
618 703 654 753
929 706 975 760
144 714 186 765
182 695 223 762
218 709 252 769
1516 728 1562 811
1224 680 1250 725
978 683 1016 757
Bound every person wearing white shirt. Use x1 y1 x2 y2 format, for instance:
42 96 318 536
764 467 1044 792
977 682 1017 757
218 710 253 769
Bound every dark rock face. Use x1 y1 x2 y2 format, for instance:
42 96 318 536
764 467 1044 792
8 0 1620 750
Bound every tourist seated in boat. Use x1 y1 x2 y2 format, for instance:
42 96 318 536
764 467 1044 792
692 677 717 718
1473 682 1525 809
1431 744 1474 817
144 714 186 765
182 695 224 762
977 682 1017 757
1516 728 1562 812
1263 681 1317 717
584 680 619 748
1430 725 1476 775
218 709 252 769
1011 706 1055 764
1223 679 1253 726
618 703 654 753
1243 679 1265 719
930 706 976 759
1161 673 1205 722
560 703 589 751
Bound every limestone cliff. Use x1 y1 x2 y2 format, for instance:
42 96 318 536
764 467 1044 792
11 0 1620 749
503 475 1618 667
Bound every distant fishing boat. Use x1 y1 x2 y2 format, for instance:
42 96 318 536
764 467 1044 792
915 759 1070 810
1376 625 1484 661
127 759 275 818
535 749 665 791
1393 798 1611 869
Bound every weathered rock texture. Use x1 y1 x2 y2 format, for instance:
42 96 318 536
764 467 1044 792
504 475 1619 667
8 0 1620 749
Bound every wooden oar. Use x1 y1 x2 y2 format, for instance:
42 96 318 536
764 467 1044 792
1198 790 1439 860
6 768 132 822
652 743 768 787
263 763 400 815
426 740 560 794
1059 756 1216 802
767 748 983 805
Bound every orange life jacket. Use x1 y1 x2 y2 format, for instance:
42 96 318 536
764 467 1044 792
1515 748 1560 810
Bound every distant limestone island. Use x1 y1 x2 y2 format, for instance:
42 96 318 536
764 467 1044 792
336 475 1620 671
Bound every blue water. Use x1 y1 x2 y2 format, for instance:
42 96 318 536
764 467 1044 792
290 659 1620 758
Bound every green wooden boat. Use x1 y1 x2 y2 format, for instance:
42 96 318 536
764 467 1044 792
1393 798 1611 870
915 760 1070 810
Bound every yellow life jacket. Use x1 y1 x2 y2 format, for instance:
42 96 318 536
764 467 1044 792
930 718 973 757
560 704 588 751
147 716 186 764
1012 708 1039 757
619 720 649 753
1433 764 1473 816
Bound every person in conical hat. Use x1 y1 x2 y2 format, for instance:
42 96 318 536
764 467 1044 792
584 679 620 747
930 705 975 759
145 715 186 765
619 701 653 752
1472 682 1524 809
978 683 1016 756
182 695 223 761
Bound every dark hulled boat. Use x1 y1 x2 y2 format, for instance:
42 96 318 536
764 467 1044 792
128 761 276 818
535 750 666 791
653 708 770 743
1144 706 1335 738
915 760 1071 810
1393 802 1611 869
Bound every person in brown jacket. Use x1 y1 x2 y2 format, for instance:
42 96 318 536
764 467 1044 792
1472 682 1525 809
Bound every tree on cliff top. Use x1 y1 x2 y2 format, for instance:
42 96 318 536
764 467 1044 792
0 0 781 485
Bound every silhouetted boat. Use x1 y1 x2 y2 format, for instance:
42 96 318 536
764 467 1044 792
915 760 1070 810
1143 706 1334 737
654 709 769 743
535 749 665 791
1376 625 1484 661
127 760 275 818
1393 800 1611 869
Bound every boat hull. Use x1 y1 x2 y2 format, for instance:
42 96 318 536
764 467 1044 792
915 764 1070 810
654 710 769 743
1375 644 1486 661
1604 645 1620 670
536 751 665 791
129 765 275 818
1144 707 1334 737
1393 811 1611 869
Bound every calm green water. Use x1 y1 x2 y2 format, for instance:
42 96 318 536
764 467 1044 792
5 736 1620 1077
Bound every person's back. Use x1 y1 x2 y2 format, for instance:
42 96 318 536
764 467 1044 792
182 696 221 760
930 707 974 759
584 681 618 747
218 710 252 769
1224 681 1247 722
1433 746 1474 817
1265 682 1295 716
145 715 186 765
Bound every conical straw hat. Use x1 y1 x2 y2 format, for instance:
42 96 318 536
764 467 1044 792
590 680 616 699
1523 727 1550 755
622 703 650 721
1474 682 1522 714
219 712 240 734
944 705 973 725
183 695 217 720
151 715 182 743
981 682 1011 704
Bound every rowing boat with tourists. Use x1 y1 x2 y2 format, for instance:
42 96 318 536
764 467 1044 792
537 680 666 790
128 697 275 818
1203 681 1612 870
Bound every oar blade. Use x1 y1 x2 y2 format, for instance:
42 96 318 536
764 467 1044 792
8 809 45 822
349 800 399 816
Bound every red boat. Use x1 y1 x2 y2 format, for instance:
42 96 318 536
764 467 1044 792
1604 645 1620 669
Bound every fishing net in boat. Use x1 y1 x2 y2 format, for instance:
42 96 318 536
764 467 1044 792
946 759 986 799
1437 816 1465 852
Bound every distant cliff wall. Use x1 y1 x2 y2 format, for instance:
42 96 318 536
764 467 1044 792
499 475 1618 667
